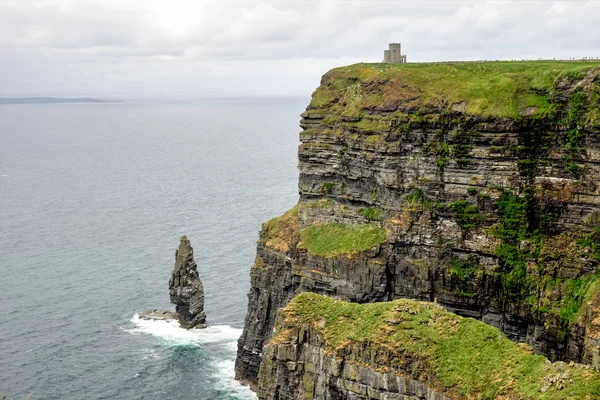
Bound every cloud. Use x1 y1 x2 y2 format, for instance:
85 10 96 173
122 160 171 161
0 0 598 96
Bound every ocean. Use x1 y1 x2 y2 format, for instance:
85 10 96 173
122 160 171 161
0 97 305 399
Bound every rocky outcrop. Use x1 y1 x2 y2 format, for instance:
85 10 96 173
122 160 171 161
140 236 206 329
236 61 600 387
169 235 206 329
258 293 600 400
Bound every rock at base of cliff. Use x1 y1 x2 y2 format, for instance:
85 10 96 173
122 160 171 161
138 309 207 329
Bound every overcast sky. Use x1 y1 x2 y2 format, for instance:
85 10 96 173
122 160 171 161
1 0 599 97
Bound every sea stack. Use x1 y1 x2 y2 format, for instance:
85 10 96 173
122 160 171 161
139 236 207 329
169 236 206 329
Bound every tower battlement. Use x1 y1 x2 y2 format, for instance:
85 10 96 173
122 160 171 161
383 43 407 64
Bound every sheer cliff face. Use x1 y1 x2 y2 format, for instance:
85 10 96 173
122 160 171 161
236 62 600 386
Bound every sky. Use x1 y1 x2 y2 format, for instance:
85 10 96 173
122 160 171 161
1 0 599 97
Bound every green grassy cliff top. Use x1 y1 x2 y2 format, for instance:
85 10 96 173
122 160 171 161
310 61 600 121
275 293 600 399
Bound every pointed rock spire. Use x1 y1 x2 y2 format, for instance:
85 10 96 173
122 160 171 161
168 236 206 329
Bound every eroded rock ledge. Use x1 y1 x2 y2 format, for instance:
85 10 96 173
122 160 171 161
258 293 600 400
236 61 600 387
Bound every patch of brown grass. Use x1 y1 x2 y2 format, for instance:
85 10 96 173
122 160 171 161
259 206 299 252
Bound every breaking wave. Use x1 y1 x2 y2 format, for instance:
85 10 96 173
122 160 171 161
125 314 256 399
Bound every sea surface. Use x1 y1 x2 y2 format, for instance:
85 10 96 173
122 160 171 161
0 97 305 399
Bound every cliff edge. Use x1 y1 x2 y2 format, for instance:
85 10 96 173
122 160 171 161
236 61 600 387
258 293 600 399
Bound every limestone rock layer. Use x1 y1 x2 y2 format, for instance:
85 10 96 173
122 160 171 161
169 235 206 329
235 61 600 387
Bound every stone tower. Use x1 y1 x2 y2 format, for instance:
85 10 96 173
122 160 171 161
383 43 407 64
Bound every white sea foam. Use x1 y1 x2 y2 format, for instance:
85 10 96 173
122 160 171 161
212 359 257 399
141 349 159 360
126 314 257 398
126 314 243 349
126 313 200 346
125 314 256 399
192 324 244 352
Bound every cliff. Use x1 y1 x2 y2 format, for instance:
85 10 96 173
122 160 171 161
236 61 600 387
258 293 600 399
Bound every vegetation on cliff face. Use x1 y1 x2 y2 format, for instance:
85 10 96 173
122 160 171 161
324 60 599 334
311 61 600 120
274 293 600 399
298 223 386 258
259 206 299 252
306 61 600 337
307 61 600 334
236 61 600 388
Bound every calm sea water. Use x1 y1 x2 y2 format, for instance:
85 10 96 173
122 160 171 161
0 97 304 399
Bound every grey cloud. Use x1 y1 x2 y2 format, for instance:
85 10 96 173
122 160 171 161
0 0 598 96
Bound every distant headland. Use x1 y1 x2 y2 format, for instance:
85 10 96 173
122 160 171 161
0 97 121 105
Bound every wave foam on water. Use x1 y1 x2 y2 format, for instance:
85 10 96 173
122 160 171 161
125 314 200 346
193 324 245 352
212 359 257 399
125 314 257 399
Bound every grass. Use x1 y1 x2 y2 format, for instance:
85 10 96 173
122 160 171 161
449 200 482 230
310 61 600 119
577 226 600 261
321 182 337 194
357 207 384 220
448 256 477 280
273 293 600 399
259 206 299 252
557 271 600 323
364 134 384 144
305 199 335 209
490 190 600 330
298 223 386 258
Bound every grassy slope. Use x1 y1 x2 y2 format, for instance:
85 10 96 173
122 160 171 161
259 206 299 252
311 61 600 120
275 293 600 399
259 206 387 258
298 223 386 257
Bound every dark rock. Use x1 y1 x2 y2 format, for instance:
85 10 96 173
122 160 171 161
138 309 180 322
140 236 206 329
169 236 206 329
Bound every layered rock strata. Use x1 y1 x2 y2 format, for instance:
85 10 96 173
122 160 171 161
169 235 206 329
236 61 600 387
258 293 600 400
141 236 206 329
